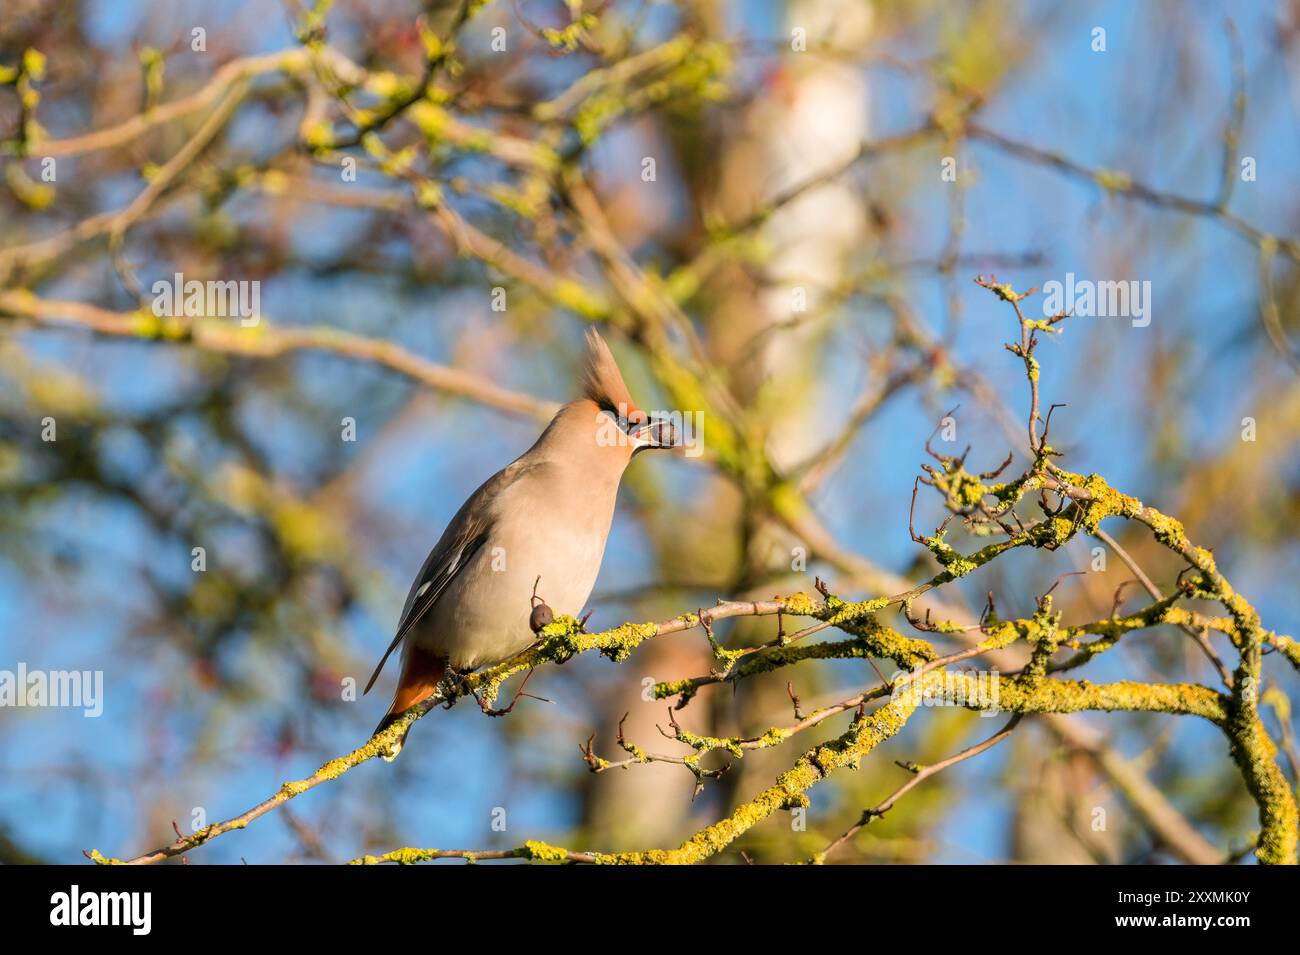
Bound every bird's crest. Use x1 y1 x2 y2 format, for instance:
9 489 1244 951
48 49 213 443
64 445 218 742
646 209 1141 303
579 329 641 419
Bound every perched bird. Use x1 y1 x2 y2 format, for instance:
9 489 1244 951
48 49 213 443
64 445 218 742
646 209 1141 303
365 330 676 758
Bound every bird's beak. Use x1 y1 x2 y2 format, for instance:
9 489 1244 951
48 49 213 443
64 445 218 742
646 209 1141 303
628 415 677 451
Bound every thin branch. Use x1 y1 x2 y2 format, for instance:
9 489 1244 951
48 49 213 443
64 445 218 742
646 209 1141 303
815 713 1023 863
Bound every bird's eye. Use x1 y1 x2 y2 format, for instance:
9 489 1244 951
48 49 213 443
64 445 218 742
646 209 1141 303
597 402 627 431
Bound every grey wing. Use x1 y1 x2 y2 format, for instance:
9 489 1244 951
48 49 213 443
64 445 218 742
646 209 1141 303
363 527 487 695
362 460 536 695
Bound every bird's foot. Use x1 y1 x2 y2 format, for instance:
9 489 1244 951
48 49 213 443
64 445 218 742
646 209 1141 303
439 666 474 708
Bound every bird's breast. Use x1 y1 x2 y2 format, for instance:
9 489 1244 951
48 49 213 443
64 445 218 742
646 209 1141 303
415 482 618 671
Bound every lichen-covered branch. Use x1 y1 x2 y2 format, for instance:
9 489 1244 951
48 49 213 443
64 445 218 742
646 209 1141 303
346 669 1243 866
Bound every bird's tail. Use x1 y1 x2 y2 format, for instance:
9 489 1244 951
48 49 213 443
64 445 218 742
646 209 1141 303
371 645 447 762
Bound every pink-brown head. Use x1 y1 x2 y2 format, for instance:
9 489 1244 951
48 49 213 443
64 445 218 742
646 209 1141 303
537 330 677 467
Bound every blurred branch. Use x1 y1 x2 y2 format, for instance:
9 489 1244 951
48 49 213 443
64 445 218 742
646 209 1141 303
0 290 555 421
965 122 1299 262
37 48 363 158
1043 714 1223 866
966 122 1300 373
